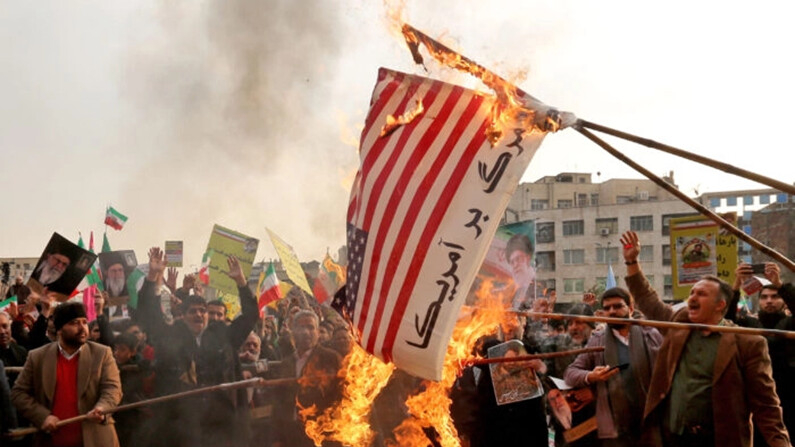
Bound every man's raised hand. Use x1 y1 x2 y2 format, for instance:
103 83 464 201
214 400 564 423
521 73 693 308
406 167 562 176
147 247 167 281
225 256 246 287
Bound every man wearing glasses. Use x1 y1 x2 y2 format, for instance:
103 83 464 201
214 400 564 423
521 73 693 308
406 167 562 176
565 287 662 446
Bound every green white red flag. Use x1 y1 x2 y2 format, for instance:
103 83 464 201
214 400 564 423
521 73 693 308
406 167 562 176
104 206 128 231
256 262 282 313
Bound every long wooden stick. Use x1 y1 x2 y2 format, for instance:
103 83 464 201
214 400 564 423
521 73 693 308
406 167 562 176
462 346 604 368
578 120 795 196
517 311 795 339
575 124 795 273
6 377 294 438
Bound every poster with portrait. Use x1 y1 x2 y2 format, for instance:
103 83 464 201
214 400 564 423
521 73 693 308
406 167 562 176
27 233 97 302
488 339 544 405
467 220 536 310
98 250 138 319
205 225 259 296
544 376 598 443
670 214 737 300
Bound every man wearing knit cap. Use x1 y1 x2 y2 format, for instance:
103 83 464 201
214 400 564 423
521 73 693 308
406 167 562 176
11 301 122 447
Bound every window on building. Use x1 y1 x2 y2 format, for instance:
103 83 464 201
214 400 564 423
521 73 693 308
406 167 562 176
709 197 721 208
576 194 588 207
742 211 752 222
742 225 752 235
562 220 584 236
760 195 770 204
595 218 618 235
590 193 599 206
563 278 585 294
776 193 788 203
558 199 573 209
563 249 585 265
596 247 619 264
530 199 549 210
662 245 672 266
664 274 673 297
537 279 556 294
616 196 633 204
727 196 737 206
639 245 654 262
630 215 654 232
536 251 556 271
536 222 555 243
743 195 753 205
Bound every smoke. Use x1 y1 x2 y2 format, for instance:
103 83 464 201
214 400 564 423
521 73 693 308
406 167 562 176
119 0 355 264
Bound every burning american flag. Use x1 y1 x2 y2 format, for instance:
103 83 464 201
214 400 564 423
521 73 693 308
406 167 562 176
342 67 560 380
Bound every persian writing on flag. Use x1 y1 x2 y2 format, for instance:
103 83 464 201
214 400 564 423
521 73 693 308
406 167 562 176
205 225 259 296
670 213 737 300
266 228 313 296
165 241 184 267
343 68 550 380
105 206 128 231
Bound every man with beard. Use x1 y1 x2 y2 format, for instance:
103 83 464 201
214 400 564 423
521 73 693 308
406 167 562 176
135 247 258 447
506 233 536 310
6 275 31 304
11 302 122 447
727 262 795 442
32 252 71 287
620 231 790 447
565 288 662 446
104 262 127 298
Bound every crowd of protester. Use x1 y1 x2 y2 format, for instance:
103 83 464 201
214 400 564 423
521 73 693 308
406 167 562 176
1 230 793 447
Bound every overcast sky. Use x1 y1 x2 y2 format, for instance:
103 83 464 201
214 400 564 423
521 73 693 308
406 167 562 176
2 0 793 269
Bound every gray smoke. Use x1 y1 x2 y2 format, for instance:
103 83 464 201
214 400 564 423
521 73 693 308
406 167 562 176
120 0 356 263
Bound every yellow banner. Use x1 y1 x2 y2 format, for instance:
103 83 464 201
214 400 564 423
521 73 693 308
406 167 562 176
670 214 737 300
206 224 259 296
266 228 313 296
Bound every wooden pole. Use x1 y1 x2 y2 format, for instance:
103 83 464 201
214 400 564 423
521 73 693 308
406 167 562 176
5 377 295 438
575 124 795 273
461 346 605 368
516 311 795 339
577 120 795 196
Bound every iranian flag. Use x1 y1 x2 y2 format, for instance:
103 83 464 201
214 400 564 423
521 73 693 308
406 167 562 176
198 250 213 285
104 206 128 231
256 262 282 313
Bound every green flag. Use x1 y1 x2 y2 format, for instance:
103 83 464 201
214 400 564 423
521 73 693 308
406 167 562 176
126 267 146 309
102 232 112 253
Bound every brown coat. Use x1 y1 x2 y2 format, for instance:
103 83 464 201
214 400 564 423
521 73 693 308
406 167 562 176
11 341 122 447
626 273 790 447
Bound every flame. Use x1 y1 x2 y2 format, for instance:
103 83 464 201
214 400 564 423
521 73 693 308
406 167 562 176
380 99 425 137
301 342 396 447
389 279 515 447
400 24 563 146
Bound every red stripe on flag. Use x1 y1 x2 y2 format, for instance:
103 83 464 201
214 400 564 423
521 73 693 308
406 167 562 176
358 83 422 231
354 84 452 335
364 93 485 354
361 70 405 141
379 108 490 361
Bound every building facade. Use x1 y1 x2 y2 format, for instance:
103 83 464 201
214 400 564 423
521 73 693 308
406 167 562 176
506 172 696 303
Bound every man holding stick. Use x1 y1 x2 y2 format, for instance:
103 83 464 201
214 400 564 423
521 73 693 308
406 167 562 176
11 301 122 447
620 230 790 447
565 287 662 446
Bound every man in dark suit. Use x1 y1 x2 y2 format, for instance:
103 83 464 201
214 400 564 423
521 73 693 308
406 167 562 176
620 231 790 447
272 309 342 447
135 247 258 447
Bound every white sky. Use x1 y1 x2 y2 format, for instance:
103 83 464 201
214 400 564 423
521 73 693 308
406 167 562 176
1 0 793 269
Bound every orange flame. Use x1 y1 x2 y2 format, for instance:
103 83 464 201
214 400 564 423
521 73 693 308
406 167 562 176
381 98 425 137
400 24 565 146
301 342 396 447
389 278 516 447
